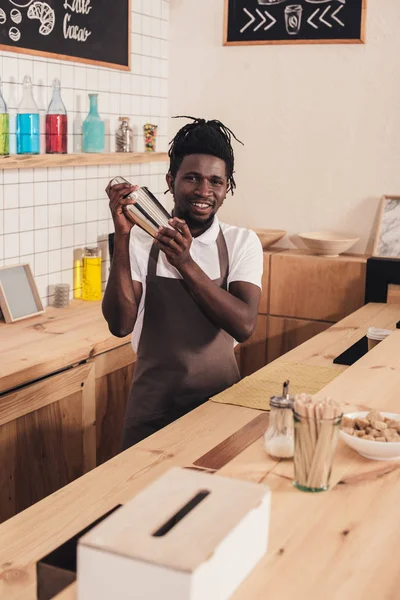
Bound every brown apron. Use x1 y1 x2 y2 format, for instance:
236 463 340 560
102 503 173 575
121 228 241 450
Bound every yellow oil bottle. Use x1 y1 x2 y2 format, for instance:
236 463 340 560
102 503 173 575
82 246 102 301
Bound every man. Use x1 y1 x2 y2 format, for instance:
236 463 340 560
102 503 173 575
103 117 263 450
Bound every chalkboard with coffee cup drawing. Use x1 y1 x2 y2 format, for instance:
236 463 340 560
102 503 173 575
224 0 366 46
0 0 130 70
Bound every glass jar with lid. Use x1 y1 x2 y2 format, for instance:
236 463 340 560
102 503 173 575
264 380 295 459
116 116 133 153
82 246 102 301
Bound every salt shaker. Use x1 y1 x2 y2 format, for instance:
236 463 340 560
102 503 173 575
264 380 295 459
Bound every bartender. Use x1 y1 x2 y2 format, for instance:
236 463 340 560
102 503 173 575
103 117 263 450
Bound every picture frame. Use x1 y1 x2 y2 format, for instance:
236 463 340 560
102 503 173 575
372 196 400 259
0 264 44 324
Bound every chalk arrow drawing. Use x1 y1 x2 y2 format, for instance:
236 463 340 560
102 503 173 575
240 8 276 34
307 8 319 28
254 8 266 31
307 5 345 29
331 5 345 26
319 6 332 27
240 8 256 33
264 10 277 30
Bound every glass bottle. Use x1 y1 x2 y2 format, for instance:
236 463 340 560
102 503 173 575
16 75 40 155
116 116 133 152
82 246 102 301
0 77 9 156
82 94 105 153
73 248 83 299
264 380 295 459
46 78 67 154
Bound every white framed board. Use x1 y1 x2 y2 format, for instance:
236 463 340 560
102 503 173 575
373 196 400 260
0 263 44 323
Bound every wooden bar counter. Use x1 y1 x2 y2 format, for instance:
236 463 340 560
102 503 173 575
0 301 136 522
1 302 400 600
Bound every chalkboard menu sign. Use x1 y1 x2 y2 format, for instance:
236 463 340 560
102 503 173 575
0 0 130 70
224 0 366 45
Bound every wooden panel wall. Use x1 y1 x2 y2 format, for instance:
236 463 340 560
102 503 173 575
0 363 93 523
239 315 268 377
267 316 332 364
95 344 136 465
270 251 367 322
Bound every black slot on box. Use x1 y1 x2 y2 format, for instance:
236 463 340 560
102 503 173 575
37 505 121 600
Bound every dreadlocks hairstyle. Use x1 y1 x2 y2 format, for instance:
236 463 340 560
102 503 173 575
168 116 243 194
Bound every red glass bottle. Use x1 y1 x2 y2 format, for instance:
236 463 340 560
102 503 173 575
46 79 67 154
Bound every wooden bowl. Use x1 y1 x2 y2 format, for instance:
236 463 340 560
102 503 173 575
252 229 286 250
298 231 359 257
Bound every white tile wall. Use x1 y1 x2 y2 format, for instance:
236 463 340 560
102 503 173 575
0 0 169 306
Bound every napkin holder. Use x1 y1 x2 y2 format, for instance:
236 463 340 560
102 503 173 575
77 467 270 600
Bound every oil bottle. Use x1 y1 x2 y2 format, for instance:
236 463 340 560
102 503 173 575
82 246 102 301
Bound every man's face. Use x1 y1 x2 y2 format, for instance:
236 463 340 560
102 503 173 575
167 154 228 229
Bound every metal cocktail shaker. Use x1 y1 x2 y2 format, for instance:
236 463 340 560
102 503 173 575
110 176 171 238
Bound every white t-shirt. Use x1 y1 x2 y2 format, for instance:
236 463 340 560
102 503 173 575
129 215 264 351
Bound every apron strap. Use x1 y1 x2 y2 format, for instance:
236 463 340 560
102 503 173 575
216 228 229 290
147 227 230 288
148 240 159 278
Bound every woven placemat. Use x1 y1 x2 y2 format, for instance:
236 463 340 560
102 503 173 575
211 361 347 411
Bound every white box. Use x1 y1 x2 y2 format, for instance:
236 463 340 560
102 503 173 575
78 467 270 600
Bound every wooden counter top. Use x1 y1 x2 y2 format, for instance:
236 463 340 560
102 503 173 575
0 301 131 394
1 303 400 600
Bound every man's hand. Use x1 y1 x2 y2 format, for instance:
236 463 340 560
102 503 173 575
106 181 138 237
154 217 193 271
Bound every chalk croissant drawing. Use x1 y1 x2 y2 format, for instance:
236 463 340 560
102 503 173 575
27 1 55 35
10 8 22 24
9 26 21 41
0 8 6 24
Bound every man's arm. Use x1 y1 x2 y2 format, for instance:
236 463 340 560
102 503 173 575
102 181 143 337
102 233 143 337
155 218 261 343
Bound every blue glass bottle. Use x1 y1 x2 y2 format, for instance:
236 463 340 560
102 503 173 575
16 76 40 155
82 94 105 153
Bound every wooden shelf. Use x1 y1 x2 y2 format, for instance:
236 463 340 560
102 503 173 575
0 152 169 170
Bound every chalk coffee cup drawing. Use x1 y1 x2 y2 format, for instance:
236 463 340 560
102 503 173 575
285 4 303 35
366 327 393 352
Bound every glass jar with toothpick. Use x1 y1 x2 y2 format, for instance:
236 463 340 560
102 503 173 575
293 395 343 493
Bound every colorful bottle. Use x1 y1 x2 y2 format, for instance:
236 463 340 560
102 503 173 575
16 75 40 155
73 248 83 299
46 78 67 154
0 77 9 156
82 246 102 301
82 94 105 153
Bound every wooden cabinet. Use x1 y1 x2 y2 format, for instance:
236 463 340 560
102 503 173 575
236 249 368 376
270 250 367 322
0 363 93 522
239 315 268 377
95 344 135 465
0 302 136 523
267 316 331 364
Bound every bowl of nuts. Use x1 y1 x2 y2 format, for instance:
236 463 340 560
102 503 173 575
340 411 400 461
